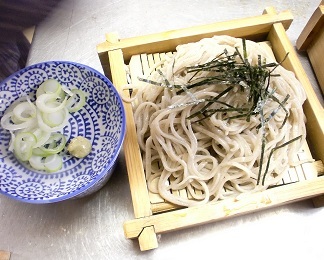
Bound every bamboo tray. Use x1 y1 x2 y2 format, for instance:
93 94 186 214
297 0 324 94
97 7 324 251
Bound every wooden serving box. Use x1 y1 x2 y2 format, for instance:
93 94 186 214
297 0 324 95
97 7 324 251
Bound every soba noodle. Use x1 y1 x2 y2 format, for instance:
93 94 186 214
131 35 306 207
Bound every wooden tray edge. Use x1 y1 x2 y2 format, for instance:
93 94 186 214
296 2 324 50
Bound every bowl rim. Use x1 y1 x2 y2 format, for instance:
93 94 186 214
0 60 126 204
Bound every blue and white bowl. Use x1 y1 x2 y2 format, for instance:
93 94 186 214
0 61 126 203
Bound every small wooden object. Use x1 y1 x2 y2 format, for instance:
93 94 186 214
297 1 324 94
0 250 11 260
97 7 324 251
297 1 324 207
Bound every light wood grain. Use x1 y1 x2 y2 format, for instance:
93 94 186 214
106 33 158 250
0 250 11 260
265 11 324 164
307 26 324 94
296 2 324 93
107 33 152 218
97 10 293 63
124 176 324 239
296 3 324 50
138 226 158 251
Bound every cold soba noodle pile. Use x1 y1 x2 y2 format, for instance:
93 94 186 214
130 36 306 207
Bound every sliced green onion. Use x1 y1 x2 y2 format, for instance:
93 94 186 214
36 93 67 113
29 154 63 172
31 128 52 148
36 109 68 132
41 107 69 128
61 84 74 97
8 131 15 152
44 154 63 172
14 132 37 161
1 79 89 173
66 89 86 113
29 155 46 170
1 112 37 131
12 101 37 122
32 147 51 157
36 79 62 97
38 133 66 155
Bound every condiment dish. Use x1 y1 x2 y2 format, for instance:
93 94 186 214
0 61 126 203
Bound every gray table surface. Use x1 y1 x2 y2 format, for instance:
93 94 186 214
1 0 324 259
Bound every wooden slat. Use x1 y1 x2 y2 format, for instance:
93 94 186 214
97 10 293 63
289 157 305 182
296 1 324 93
282 170 292 184
307 26 324 93
147 54 155 71
107 33 157 251
124 176 324 239
312 161 324 207
148 178 165 204
265 10 324 164
151 201 180 213
106 33 152 217
159 52 166 67
296 2 324 50
138 226 158 251
153 53 162 68
288 161 299 183
140 54 150 76
178 186 188 199
298 142 318 180
129 54 143 86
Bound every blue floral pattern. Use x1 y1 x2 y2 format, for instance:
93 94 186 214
0 61 126 203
